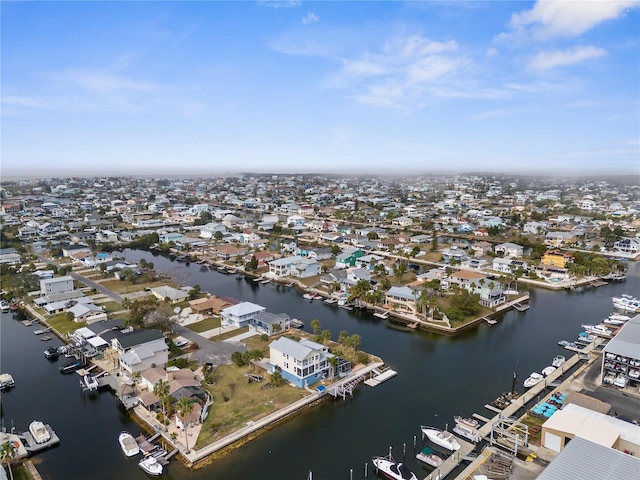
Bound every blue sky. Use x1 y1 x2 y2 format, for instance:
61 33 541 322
2 1 639 177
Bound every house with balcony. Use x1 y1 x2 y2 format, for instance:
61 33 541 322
220 302 266 328
269 255 303 277
355 254 383 272
541 250 573 269
113 329 169 376
251 311 291 336
269 336 341 388
40 275 74 296
290 258 321 278
335 248 364 269
199 222 227 239
385 286 419 314
613 237 640 255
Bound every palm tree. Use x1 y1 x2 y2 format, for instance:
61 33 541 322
176 397 194 454
153 379 170 430
1 440 17 480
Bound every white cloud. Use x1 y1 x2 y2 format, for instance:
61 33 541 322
302 12 319 25
258 0 301 9
509 0 639 40
528 45 607 70
48 69 163 94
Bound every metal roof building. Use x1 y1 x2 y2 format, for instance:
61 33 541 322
537 436 640 480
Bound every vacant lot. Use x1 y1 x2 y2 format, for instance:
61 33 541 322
100 278 177 294
48 313 85 336
187 317 221 333
194 362 309 448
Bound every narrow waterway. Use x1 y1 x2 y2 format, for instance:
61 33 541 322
1 254 637 480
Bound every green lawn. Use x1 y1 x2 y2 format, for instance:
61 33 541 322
99 278 178 294
210 326 250 341
100 301 123 313
186 317 221 333
48 314 85 336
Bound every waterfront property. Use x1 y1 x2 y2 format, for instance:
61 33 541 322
111 329 169 376
220 301 266 328
268 336 343 388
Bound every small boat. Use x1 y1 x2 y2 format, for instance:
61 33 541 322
541 366 556 377
303 292 316 300
608 313 630 322
323 297 338 305
485 318 497 325
260 278 272 284
138 456 163 476
0 373 15 390
416 446 443 468
581 324 614 338
290 319 304 329
612 294 640 312
82 374 99 392
44 346 60 359
0 300 10 312
29 420 51 444
421 426 461 451
557 340 571 347
372 456 418 480
523 372 543 388
119 431 140 457
452 423 482 443
454 416 480 429
59 359 84 374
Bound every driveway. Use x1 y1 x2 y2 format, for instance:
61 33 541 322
173 323 247 368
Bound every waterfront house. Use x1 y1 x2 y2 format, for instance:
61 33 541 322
242 251 275 268
198 222 227 239
220 302 266 328
113 330 169 376
447 270 487 291
67 302 107 324
188 295 234 315
251 311 291 336
541 250 573 269
289 258 321 279
0 247 21 265
545 231 580 247
479 285 507 308
268 337 337 388
159 232 185 244
268 255 303 277
385 286 419 314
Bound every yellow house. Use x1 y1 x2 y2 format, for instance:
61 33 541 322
541 250 573 268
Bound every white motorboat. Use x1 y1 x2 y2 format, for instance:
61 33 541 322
372 456 418 480
138 455 163 476
541 366 556 377
608 313 630 322
82 374 99 392
552 355 566 367
523 372 543 388
420 426 461 451
452 423 482 443
416 447 443 468
581 324 614 338
29 421 51 444
0 300 10 312
119 431 140 457
0 373 15 390
454 416 480 429
612 294 640 312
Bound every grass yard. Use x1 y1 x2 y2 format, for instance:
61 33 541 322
99 301 123 313
47 313 85 336
187 317 221 333
194 363 309 449
210 326 250 341
519 414 544 445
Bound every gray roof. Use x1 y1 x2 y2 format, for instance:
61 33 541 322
269 337 316 361
254 311 289 325
117 329 165 349
603 314 640 360
536 436 640 480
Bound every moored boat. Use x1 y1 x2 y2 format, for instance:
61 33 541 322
82 374 99 392
552 355 566 367
612 294 640 312
59 359 84 374
372 456 418 480
452 422 482 443
290 318 304 329
0 300 10 312
44 346 60 359
119 431 140 457
138 455 163 476
415 446 443 468
454 416 480 429
523 372 543 388
421 426 461 451
29 421 51 444
0 373 15 390
541 366 556 377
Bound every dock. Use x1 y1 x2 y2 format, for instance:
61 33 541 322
513 302 530 312
589 279 608 287
364 367 397 387
423 435 475 480
17 424 61 455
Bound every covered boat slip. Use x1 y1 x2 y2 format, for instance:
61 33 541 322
17 424 61 454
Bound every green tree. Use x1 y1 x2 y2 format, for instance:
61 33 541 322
270 369 284 386
0 440 16 480
153 379 170 430
176 397 195 453
310 319 321 336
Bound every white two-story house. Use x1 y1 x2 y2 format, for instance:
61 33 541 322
269 337 341 388
113 330 169 376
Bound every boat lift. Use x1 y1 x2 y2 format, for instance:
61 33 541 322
488 416 530 456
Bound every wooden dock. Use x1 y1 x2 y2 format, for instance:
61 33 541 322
513 302 530 312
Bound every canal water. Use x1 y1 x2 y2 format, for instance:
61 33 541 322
1 253 638 480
